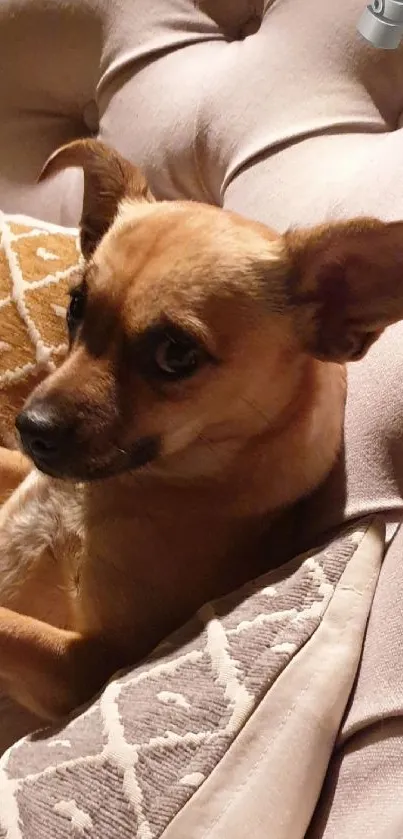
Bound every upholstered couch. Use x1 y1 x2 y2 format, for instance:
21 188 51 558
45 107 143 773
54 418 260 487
1 0 403 836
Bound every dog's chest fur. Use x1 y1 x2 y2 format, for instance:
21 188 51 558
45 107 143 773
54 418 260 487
0 471 83 626
75 478 270 659
0 469 268 661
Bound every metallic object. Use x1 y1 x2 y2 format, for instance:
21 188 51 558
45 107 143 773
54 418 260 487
357 0 403 48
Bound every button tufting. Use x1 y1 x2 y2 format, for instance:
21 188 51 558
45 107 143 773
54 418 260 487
197 0 263 40
237 13 262 39
83 100 99 135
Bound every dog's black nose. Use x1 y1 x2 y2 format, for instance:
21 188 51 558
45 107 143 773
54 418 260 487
16 407 68 467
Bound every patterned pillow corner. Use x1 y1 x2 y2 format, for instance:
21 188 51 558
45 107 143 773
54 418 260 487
0 211 81 445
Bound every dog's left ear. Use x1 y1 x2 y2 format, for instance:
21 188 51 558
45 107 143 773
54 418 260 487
40 139 154 259
285 218 403 362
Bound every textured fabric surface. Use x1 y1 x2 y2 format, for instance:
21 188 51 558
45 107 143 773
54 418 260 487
0 212 79 444
0 520 377 838
307 521 403 838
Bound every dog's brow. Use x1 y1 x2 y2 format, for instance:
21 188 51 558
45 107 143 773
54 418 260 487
126 320 178 354
128 316 211 352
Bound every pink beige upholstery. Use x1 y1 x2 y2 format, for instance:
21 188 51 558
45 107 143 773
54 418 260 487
1 0 403 835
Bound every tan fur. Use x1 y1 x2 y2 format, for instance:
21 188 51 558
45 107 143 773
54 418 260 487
0 140 402 721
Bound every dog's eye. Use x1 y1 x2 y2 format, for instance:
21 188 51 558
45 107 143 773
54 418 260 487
67 285 86 333
154 334 203 379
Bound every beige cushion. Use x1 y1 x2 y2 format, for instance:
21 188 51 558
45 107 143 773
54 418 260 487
2 0 403 229
307 520 403 839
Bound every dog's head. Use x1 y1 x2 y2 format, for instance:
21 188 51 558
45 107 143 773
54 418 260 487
15 140 403 482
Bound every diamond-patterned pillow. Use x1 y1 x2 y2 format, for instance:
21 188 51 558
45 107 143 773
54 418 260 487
0 518 382 839
0 211 81 445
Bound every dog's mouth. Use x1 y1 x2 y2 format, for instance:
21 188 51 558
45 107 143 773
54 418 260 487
20 434 161 483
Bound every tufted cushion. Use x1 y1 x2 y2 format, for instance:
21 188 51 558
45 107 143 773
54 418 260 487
1 0 403 228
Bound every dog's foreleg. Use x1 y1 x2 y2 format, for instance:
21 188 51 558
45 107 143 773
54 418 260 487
0 606 118 719
0 447 31 504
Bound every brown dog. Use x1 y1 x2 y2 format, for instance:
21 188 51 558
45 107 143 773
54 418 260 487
0 139 401 722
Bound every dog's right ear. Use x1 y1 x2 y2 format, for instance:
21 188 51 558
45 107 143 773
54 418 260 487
39 140 154 259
